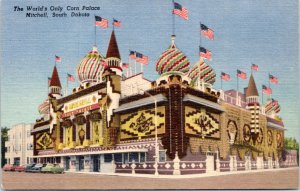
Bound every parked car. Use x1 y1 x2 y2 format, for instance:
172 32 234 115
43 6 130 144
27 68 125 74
24 163 36 172
3 164 16 171
28 163 46 173
15 165 26 172
41 163 64 174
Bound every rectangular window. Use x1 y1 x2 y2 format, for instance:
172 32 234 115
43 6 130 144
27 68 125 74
114 153 122 163
27 157 29 164
123 153 129 164
129 152 139 163
159 151 166 162
104 154 112 163
27 131 31 138
140 153 146 163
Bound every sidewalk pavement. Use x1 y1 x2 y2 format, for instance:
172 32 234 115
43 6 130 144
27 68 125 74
65 166 299 179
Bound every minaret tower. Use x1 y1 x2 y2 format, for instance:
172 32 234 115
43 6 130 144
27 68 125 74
102 30 122 146
245 74 260 135
105 30 122 73
49 65 62 98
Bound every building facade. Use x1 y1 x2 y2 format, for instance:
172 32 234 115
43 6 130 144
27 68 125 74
31 30 296 175
5 123 34 165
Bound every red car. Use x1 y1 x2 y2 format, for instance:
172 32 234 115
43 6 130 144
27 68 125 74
3 164 16 171
15 165 26 172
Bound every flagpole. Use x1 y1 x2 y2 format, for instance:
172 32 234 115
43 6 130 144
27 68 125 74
112 18 115 31
236 70 239 106
268 72 271 99
220 75 223 90
172 0 175 36
94 15 97 46
134 60 137 75
262 88 264 105
65 75 69 96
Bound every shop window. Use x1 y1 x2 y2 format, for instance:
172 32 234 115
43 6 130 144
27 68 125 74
129 152 139 163
123 153 129 164
140 153 146 163
159 151 166 162
114 153 122 163
104 154 112 163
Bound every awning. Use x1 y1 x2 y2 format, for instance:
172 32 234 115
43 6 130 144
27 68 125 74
183 94 224 112
31 125 50 133
32 148 148 158
267 122 285 130
114 94 167 113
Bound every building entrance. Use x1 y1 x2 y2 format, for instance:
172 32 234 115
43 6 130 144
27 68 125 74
92 155 100 172
78 156 84 171
65 157 70 170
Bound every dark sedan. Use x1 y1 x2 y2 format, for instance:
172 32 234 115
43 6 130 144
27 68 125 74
27 164 46 173
24 163 36 172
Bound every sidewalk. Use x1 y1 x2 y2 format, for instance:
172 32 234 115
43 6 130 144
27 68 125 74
66 166 299 179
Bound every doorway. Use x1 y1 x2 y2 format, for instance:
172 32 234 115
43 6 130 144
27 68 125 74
65 157 70 170
78 156 84 171
92 155 100 172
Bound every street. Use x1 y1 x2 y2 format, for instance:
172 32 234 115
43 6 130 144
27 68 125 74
1 168 299 190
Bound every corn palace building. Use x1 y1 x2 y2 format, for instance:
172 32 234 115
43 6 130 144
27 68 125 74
31 30 297 175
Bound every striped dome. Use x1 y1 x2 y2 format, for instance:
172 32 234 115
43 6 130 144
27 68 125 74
38 99 49 115
187 59 216 85
265 99 281 114
156 36 190 76
77 46 105 83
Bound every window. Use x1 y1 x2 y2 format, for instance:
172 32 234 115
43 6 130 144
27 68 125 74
140 153 146 163
27 131 31 138
159 151 166 162
114 153 122 163
104 154 112 163
129 152 139 163
123 153 129 164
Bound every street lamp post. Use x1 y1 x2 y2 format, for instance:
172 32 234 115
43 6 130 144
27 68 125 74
138 89 159 176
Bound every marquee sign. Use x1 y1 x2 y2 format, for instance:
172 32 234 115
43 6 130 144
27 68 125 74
61 92 101 118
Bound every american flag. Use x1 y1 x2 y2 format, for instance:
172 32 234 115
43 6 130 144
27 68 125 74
67 74 75 82
48 77 51 86
129 51 149 64
237 70 247 79
55 55 61 62
221 72 230 81
122 63 129 69
95 16 108 28
251 63 259 71
113 19 121 27
199 47 212 61
269 74 278 84
173 2 188 20
262 85 272 95
200 24 214 40
272 98 279 106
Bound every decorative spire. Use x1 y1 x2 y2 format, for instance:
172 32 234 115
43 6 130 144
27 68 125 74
246 74 258 97
106 30 120 59
171 35 176 48
50 65 61 87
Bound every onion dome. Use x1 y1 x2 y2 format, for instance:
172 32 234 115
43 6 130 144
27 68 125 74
77 46 105 83
187 59 216 85
38 99 49 115
156 35 190 76
265 99 281 114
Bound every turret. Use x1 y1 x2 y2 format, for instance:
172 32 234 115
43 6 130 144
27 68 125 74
49 65 62 98
105 30 122 73
245 74 260 139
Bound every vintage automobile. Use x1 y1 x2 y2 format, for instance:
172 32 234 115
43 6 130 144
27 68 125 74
41 163 64 174
3 164 16 171
24 163 36 172
28 163 46 173
15 165 26 172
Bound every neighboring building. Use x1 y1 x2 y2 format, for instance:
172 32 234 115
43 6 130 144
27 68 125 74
5 123 34 165
31 30 293 175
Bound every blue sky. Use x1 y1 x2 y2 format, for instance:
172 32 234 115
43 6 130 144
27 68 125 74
0 0 299 140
